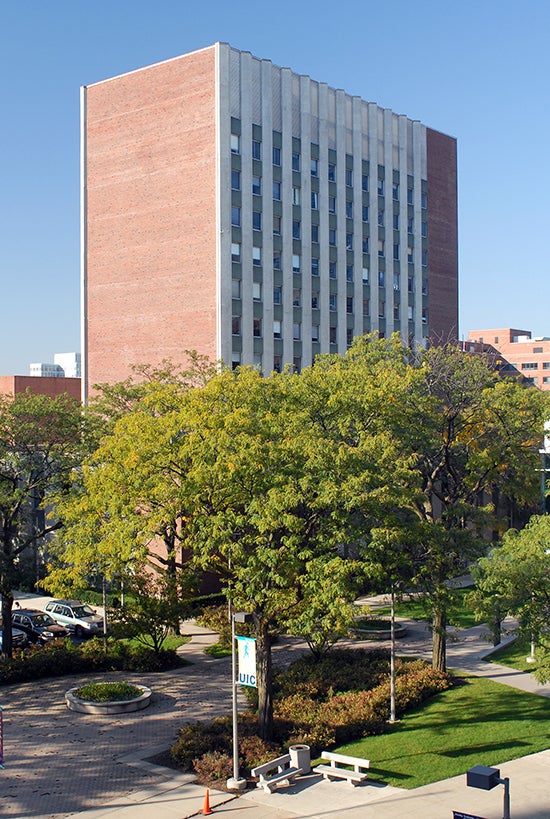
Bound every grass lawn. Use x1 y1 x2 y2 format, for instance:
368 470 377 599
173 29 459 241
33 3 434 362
204 642 231 658
334 674 550 789
486 634 538 673
374 586 478 629
122 634 190 651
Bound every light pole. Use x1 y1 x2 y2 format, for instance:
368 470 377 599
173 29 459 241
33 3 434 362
466 765 510 819
226 609 253 791
388 585 398 724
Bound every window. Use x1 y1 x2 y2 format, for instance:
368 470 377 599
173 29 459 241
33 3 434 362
311 191 319 209
522 362 538 370
362 237 369 254
393 243 400 260
407 246 414 263
346 265 354 282
422 249 428 266
393 182 399 200
293 323 301 340
252 175 262 196
393 213 399 230
329 261 337 279
232 316 241 335
329 229 336 246
379 299 385 318
273 252 281 270
407 188 413 205
253 211 262 231
346 233 353 250
273 354 282 372
329 294 337 312
273 320 282 338
231 206 241 227
232 278 241 298
330 326 337 344
394 302 400 320
362 174 369 192
292 187 301 205
292 220 301 239
377 178 384 196
362 205 369 222
362 267 369 284
273 215 281 235
544 377 550 384
345 168 353 186
378 209 384 227
273 285 282 305
378 239 385 257
252 139 261 160
347 328 353 346
311 224 319 243
231 242 241 261
312 325 320 342
328 163 336 182
311 158 318 177
273 146 281 165
292 152 300 171
328 195 336 213
311 257 319 276
346 200 353 218
421 221 427 238
231 134 240 154
273 181 281 200
293 357 301 373
393 273 400 291
422 309 428 325
231 170 240 190
232 353 241 370
421 191 427 209
408 305 413 321
293 288 301 307
292 254 301 272
253 318 262 337
346 296 353 313
378 270 385 287
362 297 369 316
408 217 414 234
253 246 262 266
534 347 543 354
311 293 319 309
408 276 414 293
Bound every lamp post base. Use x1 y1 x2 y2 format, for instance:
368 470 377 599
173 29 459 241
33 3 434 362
226 777 247 791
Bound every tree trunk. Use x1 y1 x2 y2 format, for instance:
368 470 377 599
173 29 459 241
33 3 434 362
255 619 273 741
432 606 446 672
1 592 14 658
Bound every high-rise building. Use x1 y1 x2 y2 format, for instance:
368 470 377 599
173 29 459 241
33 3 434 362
82 43 458 399
467 328 550 390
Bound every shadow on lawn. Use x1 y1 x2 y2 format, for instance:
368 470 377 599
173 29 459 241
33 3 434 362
441 739 531 758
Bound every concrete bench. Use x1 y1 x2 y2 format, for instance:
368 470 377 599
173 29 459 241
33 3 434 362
314 751 370 786
251 754 303 793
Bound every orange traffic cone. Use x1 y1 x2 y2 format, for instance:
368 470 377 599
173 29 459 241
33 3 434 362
201 788 213 815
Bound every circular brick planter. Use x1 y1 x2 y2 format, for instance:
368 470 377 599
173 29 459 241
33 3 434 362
65 685 152 714
351 623 407 641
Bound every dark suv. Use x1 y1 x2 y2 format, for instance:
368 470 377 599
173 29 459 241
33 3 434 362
12 609 70 644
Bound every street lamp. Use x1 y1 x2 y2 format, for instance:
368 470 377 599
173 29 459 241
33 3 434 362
466 765 510 819
226 609 253 791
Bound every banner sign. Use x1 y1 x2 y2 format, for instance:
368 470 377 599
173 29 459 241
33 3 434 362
237 636 257 687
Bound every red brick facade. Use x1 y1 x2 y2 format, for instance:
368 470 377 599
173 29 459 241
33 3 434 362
84 46 218 394
426 128 458 344
0 376 81 401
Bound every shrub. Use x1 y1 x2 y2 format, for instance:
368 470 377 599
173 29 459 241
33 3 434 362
192 751 233 785
74 681 142 701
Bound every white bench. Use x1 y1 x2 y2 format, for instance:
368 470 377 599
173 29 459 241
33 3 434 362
251 754 303 793
314 751 370 786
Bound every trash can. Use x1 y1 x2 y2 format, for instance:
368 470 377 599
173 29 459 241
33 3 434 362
289 744 311 774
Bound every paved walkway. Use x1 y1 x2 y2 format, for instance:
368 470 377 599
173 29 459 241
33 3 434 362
1 593 549 818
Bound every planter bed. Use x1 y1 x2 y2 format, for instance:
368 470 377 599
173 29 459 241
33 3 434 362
65 684 152 714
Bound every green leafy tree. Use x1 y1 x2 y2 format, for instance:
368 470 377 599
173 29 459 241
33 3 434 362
0 391 83 656
471 515 550 681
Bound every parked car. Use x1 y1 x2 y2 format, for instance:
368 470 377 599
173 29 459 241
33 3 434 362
44 600 104 637
0 626 28 651
12 609 70 644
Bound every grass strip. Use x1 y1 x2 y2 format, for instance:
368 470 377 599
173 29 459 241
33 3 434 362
334 674 550 788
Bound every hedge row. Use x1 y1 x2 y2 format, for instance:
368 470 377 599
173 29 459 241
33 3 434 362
0 638 182 684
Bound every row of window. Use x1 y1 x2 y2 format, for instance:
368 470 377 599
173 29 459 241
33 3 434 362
521 361 550 370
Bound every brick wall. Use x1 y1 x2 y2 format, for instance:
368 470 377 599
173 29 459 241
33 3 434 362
85 46 218 393
426 128 459 343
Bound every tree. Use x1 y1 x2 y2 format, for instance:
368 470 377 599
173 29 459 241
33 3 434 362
0 391 82 656
471 515 550 682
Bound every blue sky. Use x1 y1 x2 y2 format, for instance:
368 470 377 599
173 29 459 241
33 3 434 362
1 0 549 374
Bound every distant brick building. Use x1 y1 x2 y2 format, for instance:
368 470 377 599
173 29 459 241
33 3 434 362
82 43 458 398
0 376 81 401
467 328 550 391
